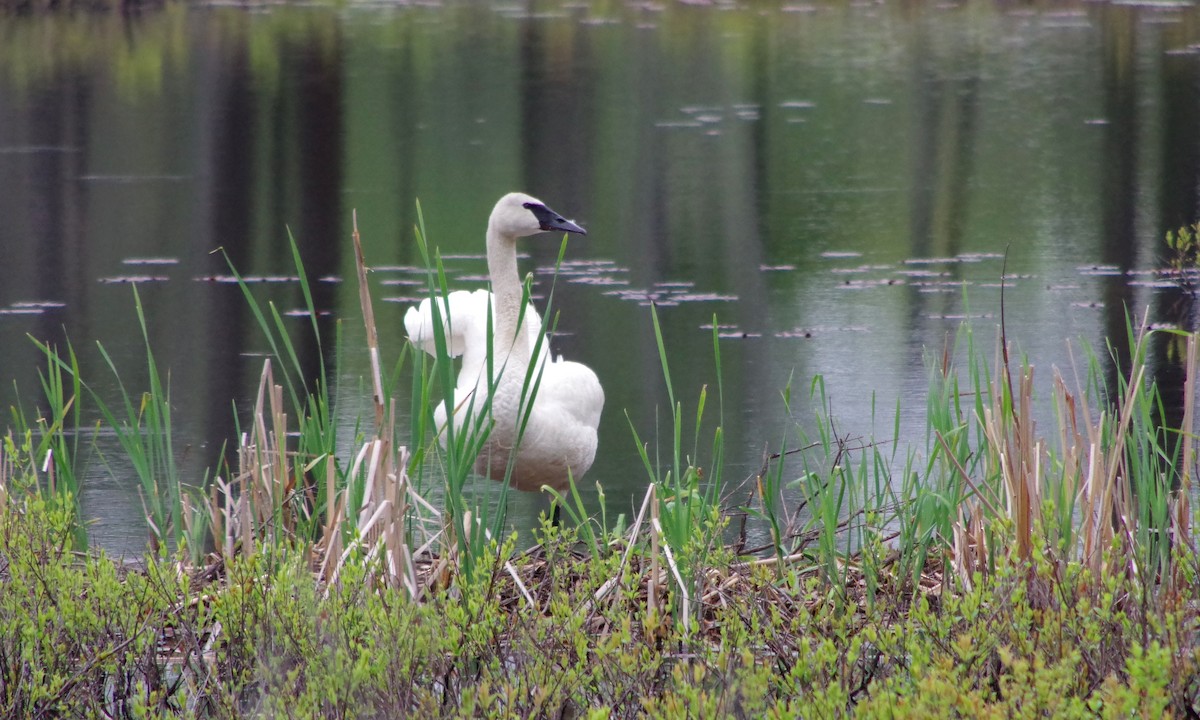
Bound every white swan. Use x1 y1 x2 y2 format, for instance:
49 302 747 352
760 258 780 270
405 193 604 492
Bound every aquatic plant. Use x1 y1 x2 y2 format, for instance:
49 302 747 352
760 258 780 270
1166 221 1200 293
5 337 86 548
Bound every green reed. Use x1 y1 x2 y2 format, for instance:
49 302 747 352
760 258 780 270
5 338 86 548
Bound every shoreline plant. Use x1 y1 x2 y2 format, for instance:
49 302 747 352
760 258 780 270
0 211 1198 716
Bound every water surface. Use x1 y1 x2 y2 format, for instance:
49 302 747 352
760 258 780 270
1 1 1198 552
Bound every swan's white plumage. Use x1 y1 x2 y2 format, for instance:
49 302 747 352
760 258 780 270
406 193 604 492
403 289 550 436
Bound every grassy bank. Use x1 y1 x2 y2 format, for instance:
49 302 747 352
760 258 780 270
2 215 1200 717
0 484 1193 718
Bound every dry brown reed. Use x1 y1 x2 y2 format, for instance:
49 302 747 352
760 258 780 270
0 440 12 505
954 310 1197 597
179 211 426 595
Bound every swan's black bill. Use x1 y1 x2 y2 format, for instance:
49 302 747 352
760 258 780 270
524 202 587 235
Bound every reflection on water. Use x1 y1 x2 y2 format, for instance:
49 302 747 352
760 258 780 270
1 1 1199 553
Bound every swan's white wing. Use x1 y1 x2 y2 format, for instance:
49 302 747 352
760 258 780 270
405 288 548 368
410 288 556 449
540 360 605 430
403 289 491 358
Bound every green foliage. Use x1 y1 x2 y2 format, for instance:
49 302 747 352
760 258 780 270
0 476 189 716
5 338 86 548
95 284 182 553
408 200 507 581
618 304 730 641
216 233 343 545
1165 221 1200 287
2 442 1200 716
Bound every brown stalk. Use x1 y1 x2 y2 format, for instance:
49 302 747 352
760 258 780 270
310 211 421 595
1176 333 1197 541
352 209 385 432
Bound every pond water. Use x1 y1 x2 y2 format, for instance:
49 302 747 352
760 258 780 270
1 1 1198 554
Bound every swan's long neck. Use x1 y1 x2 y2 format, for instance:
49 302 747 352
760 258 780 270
486 220 530 368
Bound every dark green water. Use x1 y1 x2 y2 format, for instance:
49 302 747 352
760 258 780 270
1 1 1198 553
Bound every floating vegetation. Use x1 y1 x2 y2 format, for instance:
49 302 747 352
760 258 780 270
1165 44 1200 56
838 277 903 289
926 312 994 320
542 258 629 279
1077 264 1123 276
903 256 960 265
895 268 952 278
1128 279 1183 289
603 287 738 306
99 275 170 284
656 102 773 130
282 309 333 318
77 174 190 183
674 292 739 302
122 257 179 266
194 274 301 283
569 275 630 287
368 265 427 273
917 285 965 294
0 300 66 316
830 263 894 274
775 324 869 338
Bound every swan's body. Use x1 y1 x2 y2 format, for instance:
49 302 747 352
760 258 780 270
403 289 550 435
406 193 603 492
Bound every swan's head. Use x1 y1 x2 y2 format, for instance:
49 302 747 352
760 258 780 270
489 192 587 239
